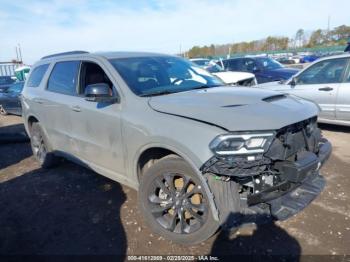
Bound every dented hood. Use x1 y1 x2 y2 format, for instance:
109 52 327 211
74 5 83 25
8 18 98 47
148 87 319 131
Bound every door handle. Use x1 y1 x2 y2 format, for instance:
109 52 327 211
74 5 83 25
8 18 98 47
71 105 81 112
318 87 333 91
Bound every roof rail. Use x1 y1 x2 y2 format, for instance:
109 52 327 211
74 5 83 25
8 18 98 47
41 51 89 60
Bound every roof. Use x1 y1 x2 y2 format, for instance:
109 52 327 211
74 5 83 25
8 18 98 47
315 52 350 61
95 51 172 59
40 50 174 61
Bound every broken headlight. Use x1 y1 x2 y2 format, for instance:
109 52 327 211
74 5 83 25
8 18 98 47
209 132 275 156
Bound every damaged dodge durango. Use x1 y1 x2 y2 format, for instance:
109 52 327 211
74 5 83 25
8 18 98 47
21 51 332 244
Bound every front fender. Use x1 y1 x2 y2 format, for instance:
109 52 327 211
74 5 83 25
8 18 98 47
133 142 219 221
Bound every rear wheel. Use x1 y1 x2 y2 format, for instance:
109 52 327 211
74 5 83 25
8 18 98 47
138 156 219 244
30 122 58 168
0 105 8 115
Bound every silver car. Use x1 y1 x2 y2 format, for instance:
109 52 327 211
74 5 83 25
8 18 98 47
21 51 331 244
258 53 350 126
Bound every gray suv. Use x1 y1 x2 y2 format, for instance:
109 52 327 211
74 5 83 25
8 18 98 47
22 51 332 244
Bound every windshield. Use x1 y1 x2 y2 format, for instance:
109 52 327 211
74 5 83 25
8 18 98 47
191 59 210 66
256 58 283 70
109 56 223 96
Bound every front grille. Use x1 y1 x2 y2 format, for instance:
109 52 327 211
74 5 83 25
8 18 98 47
265 116 320 161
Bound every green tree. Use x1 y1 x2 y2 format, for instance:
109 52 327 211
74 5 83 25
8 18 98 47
331 25 350 41
307 29 325 47
295 29 305 47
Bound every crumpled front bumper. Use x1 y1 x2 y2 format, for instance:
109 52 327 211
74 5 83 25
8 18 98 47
246 139 332 221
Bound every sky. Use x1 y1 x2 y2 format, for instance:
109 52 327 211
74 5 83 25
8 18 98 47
0 0 349 64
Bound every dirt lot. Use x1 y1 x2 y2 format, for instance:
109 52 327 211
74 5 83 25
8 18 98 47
0 115 349 259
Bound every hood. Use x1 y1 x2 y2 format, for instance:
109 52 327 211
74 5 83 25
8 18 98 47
148 87 318 131
269 67 299 79
212 71 255 84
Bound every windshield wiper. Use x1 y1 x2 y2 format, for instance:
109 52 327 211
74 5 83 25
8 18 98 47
191 84 223 90
139 90 176 97
140 84 223 97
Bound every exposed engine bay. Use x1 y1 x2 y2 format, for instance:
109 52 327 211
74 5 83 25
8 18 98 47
201 116 332 220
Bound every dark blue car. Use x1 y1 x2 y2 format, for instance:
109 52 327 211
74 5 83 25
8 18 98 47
0 76 15 92
221 57 299 84
0 81 24 115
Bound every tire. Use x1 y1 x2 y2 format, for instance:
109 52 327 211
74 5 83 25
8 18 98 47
138 156 220 244
30 122 58 168
0 105 8 115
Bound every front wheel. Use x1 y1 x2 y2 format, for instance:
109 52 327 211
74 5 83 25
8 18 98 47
138 156 219 244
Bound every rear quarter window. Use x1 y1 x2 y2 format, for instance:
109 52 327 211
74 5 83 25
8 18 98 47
47 61 80 96
26 64 49 87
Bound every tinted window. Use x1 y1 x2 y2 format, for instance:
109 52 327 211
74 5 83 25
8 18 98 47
26 64 49 87
242 59 258 72
79 62 115 96
255 58 283 70
225 59 240 71
297 58 348 85
47 61 80 95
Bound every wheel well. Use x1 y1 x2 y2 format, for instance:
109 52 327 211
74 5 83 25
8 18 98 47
27 116 39 135
137 147 178 180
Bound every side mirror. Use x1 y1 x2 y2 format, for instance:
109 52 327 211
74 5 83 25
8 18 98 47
290 77 297 87
84 83 118 103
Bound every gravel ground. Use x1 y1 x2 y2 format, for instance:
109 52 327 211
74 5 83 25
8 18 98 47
0 115 349 260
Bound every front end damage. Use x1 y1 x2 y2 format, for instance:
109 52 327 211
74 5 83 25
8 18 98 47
201 116 332 224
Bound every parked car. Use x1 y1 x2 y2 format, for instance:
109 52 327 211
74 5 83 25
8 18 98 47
221 57 299 83
276 57 296 65
0 81 24 115
300 55 320 63
258 53 350 126
0 76 15 92
21 51 331 244
190 58 257 86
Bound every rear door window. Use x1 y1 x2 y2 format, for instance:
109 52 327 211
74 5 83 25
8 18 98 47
242 59 259 72
27 64 49 87
47 61 80 95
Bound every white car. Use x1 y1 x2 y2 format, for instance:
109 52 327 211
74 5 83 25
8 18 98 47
258 53 350 126
190 58 257 86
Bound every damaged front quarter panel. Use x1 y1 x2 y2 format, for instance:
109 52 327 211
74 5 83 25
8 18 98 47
201 116 332 222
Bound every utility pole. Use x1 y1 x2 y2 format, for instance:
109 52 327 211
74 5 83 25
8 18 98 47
15 46 19 61
327 15 330 33
327 15 331 43
18 44 23 62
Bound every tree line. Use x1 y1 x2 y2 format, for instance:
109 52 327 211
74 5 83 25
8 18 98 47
187 24 350 58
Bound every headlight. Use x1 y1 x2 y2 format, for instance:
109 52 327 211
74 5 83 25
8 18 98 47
209 132 275 156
